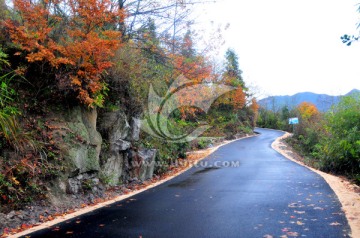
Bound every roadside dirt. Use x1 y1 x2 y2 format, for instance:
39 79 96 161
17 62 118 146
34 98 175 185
272 132 360 238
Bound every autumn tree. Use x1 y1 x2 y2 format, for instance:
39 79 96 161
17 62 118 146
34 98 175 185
297 102 319 121
249 98 260 127
4 0 124 107
169 30 213 119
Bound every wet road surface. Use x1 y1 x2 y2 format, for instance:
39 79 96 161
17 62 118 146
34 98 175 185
23 128 351 238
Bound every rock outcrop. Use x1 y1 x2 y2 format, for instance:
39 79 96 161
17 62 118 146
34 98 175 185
42 106 156 201
98 109 156 186
129 148 157 181
43 106 103 198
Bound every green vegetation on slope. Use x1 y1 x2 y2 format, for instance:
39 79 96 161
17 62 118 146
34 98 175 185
258 94 360 184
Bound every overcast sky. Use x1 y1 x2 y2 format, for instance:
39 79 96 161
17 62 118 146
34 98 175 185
194 0 360 98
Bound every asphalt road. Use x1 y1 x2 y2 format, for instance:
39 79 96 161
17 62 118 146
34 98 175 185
23 128 351 238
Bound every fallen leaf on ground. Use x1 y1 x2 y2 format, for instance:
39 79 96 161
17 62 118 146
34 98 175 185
20 224 32 230
287 231 299 237
263 235 273 238
294 211 305 214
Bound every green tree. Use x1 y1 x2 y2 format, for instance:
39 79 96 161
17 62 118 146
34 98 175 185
224 48 246 89
281 105 290 121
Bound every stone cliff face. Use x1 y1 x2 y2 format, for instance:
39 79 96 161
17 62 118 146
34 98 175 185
98 109 156 186
45 106 156 204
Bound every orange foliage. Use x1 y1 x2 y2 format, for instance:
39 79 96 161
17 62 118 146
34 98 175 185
215 85 246 111
214 72 246 111
297 102 319 121
171 54 212 84
170 54 213 119
250 98 260 126
5 0 124 107
232 87 246 110
250 98 260 114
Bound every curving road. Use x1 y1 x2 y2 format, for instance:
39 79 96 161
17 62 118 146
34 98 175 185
22 128 351 238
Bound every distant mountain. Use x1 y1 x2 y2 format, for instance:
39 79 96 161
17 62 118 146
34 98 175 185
258 89 359 112
346 89 360 96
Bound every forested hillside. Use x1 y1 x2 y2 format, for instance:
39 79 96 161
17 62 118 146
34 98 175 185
0 0 259 219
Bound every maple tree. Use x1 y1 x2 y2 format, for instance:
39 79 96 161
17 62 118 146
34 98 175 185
4 0 124 107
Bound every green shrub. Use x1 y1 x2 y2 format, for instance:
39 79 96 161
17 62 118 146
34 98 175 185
317 95 360 177
197 138 211 149
0 48 37 152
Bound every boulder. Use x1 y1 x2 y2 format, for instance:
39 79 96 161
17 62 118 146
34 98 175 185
101 152 126 186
